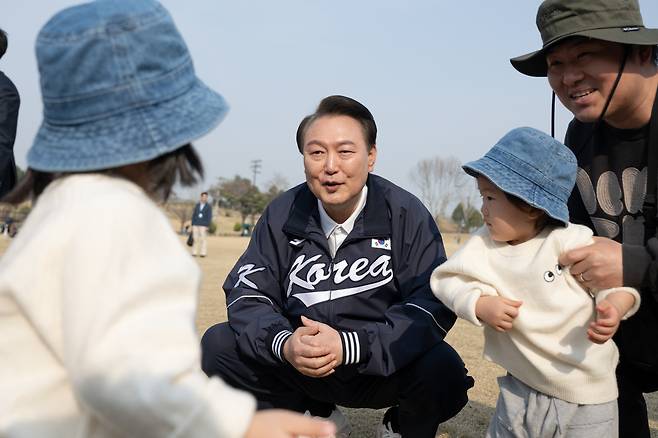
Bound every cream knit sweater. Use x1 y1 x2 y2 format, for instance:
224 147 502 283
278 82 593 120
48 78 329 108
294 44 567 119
0 175 255 438
431 224 640 404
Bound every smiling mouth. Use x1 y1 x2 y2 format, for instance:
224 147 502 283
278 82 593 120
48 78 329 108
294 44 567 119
570 89 594 99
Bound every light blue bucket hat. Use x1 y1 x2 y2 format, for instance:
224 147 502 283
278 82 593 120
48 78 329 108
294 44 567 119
463 127 577 225
27 0 228 172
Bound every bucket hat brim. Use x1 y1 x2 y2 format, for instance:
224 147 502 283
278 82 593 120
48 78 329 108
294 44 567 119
28 79 228 172
463 156 570 226
511 27 658 77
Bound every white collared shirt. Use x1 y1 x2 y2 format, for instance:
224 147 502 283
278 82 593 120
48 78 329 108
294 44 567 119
318 186 368 258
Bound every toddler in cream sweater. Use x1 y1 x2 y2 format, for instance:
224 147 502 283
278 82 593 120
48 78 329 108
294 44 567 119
431 127 639 438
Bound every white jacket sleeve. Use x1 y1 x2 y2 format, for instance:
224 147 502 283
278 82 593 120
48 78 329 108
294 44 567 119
61 194 255 438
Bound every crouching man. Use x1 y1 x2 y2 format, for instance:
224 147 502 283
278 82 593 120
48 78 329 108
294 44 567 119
201 95 474 438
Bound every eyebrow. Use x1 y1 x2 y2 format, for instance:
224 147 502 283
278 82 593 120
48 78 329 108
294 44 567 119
305 140 357 148
546 37 593 55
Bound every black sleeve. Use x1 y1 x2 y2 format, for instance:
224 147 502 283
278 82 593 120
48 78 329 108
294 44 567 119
623 243 654 294
0 75 19 196
0 75 19 149
223 206 294 367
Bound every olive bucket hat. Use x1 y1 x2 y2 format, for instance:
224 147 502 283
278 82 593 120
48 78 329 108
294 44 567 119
511 0 658 77
27 0 229 172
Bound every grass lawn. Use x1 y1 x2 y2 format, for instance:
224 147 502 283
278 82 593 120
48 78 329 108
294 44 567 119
1 232 656 437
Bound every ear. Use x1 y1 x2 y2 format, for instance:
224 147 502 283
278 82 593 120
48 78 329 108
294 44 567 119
528 208 544 221
634 45 654 66
368 144 377 171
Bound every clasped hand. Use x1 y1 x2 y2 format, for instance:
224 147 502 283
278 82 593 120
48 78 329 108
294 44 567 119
282 316 343 378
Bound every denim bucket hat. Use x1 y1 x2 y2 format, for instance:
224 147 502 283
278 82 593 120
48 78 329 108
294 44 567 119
511 0 658 77
27 0 228 172
463 127 577 225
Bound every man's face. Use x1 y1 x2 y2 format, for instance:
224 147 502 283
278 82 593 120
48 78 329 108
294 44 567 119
302 115 376 223
200 193 208 203
546 38 646 126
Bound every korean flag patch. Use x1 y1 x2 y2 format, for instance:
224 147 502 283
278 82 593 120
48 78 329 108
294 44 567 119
371 238 391 250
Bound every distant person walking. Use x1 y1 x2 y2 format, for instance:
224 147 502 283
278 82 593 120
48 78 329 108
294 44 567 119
192 191 212 257
0 28 19 199
0 1 333 437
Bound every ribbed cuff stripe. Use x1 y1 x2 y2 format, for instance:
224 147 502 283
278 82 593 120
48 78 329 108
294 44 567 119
272 330 293 362
340 331 360 365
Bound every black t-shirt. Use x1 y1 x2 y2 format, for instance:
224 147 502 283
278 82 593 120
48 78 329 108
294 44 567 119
566 118 658 376
565 119 649 246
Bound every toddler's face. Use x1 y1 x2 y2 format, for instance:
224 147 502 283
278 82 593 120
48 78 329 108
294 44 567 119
477 176 539 245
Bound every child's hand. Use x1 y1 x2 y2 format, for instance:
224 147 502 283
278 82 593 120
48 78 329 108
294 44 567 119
475 296 523 332
588 299 621 344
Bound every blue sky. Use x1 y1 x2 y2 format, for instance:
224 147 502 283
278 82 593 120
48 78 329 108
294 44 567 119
3 1 658 199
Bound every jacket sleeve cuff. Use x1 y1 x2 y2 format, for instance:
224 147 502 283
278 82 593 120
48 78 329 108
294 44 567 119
623 244 652 288
340 331 365 365
271 330 293 362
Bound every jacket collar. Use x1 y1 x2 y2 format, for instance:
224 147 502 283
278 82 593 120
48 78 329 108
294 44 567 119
283 174 391 238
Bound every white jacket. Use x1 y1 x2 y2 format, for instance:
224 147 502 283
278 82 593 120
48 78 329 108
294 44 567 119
0 175 255 438
431 224 640 404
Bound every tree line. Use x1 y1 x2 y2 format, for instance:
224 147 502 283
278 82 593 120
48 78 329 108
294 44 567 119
164 174 288 235
409 156 483 233
6 160 482 235
165 157 483 235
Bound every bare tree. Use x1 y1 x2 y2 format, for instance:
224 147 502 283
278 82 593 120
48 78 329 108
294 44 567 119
409 156 469 219
458 177 481 213
163 200 195 234
264 173 290 193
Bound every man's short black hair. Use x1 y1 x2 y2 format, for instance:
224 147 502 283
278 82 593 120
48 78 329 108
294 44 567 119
295 95 377 153
0 29 8 60
653 45 658 66
201 191 208 196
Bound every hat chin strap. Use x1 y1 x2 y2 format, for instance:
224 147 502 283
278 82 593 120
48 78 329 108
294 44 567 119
551 91 556 137
596 45 630 126
551 45 630 139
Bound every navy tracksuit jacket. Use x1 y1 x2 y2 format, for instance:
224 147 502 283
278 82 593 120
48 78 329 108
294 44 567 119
223 173 457 376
